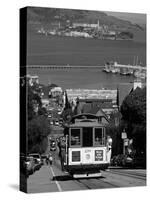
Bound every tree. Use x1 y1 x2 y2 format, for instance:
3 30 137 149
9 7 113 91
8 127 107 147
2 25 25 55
28 85 42 120
27 84 50 154
61 108 73 122
64 91 71 109
28 115 51 154
117 31 134 39
120 87 146 155
106 111 123 156
121 87 146 128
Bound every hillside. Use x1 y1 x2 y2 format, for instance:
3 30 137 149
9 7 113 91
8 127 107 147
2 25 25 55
27 7 142 30
26 7 146 43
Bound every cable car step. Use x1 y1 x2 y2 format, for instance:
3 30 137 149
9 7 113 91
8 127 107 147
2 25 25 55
73 172 102 178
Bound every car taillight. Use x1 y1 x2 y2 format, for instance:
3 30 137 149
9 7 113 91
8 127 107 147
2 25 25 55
72 151 80 162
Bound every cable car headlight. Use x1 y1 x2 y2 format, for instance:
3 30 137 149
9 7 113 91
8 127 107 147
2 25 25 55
86 154 90 160
108 137 112 145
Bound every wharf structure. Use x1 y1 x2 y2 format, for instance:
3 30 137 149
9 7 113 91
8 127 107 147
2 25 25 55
103 61 146 79
27 65 103 69
27 64 146 72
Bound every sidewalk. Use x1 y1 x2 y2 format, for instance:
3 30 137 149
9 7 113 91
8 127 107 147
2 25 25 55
27 165 59 193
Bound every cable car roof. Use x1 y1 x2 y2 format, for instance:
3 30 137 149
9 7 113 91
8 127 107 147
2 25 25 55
66 122 105 128
70 113 99 122
69 113 108 124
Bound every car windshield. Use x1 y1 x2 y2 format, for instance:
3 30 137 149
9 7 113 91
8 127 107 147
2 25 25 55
26 156 33 161
30 154 40 158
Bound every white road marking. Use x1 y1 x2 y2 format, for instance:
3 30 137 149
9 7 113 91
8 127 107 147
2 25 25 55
49 166 62 192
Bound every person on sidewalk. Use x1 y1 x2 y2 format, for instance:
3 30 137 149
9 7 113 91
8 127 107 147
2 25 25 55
46 155 49 165
49 154 53 165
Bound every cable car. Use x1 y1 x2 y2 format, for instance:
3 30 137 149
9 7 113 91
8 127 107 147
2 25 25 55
60 113 112 178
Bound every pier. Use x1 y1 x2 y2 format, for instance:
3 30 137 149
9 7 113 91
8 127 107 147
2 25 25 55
26 65 103 69
26 64 146 71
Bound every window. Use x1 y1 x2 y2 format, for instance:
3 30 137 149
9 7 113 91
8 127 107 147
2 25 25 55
82 127 93 147
70 128 81 146
72 151 80 162
94 128 105 146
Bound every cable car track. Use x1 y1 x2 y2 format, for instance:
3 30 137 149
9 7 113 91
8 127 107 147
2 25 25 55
105 169 146 180
74 177 119 189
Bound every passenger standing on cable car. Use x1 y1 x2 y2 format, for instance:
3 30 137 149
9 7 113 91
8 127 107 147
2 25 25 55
60 137 66 171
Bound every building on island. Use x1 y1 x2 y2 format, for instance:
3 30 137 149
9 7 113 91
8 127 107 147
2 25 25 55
50 87 63 98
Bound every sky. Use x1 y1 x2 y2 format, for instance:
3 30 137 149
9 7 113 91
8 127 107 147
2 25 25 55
105 11 146 25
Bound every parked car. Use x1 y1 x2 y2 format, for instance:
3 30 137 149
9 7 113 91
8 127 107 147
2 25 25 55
20 154 35 177
29 153 42 170
41 154 48 165
59 118 63 125
55 120 59 126
50 120 53 125
26 156 35 175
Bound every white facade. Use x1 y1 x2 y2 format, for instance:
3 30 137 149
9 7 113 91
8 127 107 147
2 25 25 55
51 87 63 97
41 99 49 107
27 74 39 86
65 31 91 38
133 79 142 90
66 89 117 102
72 23 98 28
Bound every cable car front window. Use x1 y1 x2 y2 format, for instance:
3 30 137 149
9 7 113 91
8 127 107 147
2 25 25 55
70 128 81 146
94 128 105 146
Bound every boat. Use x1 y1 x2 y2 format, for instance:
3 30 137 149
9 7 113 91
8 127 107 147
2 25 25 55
120 68 131 76
103 62 111 73
134 70 146 79
103 61 131 75
103 59 145 77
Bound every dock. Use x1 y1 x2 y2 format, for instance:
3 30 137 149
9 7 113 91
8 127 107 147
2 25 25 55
26 64 146 71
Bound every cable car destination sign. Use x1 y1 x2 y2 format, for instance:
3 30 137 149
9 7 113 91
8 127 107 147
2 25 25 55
95 150 103 161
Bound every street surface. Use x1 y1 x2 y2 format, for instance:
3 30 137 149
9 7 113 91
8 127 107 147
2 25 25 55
27 145 146 193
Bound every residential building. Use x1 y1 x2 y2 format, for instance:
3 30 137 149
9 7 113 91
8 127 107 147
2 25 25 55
26 74 39 86
66 89 117 103
50 87 63 98
75 98 118 119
